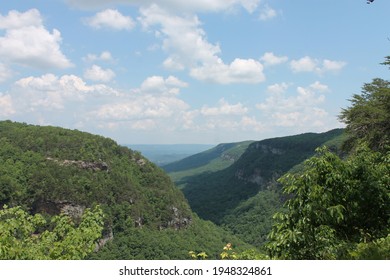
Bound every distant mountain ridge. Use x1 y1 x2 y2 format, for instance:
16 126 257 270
166 128 346 246
163 140 254 188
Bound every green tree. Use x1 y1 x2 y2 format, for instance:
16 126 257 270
0 205 104 260
266 146 389 259
339 61 390 152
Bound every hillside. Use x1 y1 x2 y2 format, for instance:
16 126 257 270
163 141 254 188
173 129 345 246
0 121 251 259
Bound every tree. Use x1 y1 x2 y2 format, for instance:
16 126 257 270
0 205 104 260
266 146 389 259
339 61 390 152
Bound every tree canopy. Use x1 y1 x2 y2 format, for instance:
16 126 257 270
266 146 389 259
0 205 104 260
339 59 390 152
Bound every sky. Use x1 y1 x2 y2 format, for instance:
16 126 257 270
0 0 389 144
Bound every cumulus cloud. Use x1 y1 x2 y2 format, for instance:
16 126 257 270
256 81 330 128
266 82 289 95
290 56 347 74
0 93 15 116
140 5 265 84
0 63 13 83
85 9 135 30
260 52 288 67
200 98 248 116
290 56 318 73
13 74 119 113
0 9 72 69
88 75 190 131
259 4 277 21
66 0 261 13
190 58 265 84
140 75 188 94
84 65 116 82
84 51 114 62
322 59 347 72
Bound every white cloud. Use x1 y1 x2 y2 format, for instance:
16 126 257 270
84 65 116 82
322 59 347 72
0 9 73 69
259 4 277 21
266 82 289 95
290 56 347 74
88 75 190 131
309 81 329 92
84 51 113 62
0 63 13 83
0 9 42 29
66 0 261 13
140 75 188 95
139 5 265 84
190 58 265 84
0 93 15 116
85 9 135 30
290 56 318 73
201 98 248 116
256 82 329 128
139 5 220 67
260 52 288 66
13 74 118 113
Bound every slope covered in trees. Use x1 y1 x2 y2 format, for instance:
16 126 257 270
179 129 345 224
163 141 254 188
0 121 252 259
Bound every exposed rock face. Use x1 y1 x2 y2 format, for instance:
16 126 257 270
135 217 144 228
221 153 236 162
46 157 109 172
60 203 85 220
255 144 284 155
160 206 192 230
95 228 114 252
235 168 265 186
33 200 85 220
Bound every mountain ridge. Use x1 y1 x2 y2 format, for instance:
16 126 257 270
166 128 345 246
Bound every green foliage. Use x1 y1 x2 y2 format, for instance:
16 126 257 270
0 205 104 260
221 190 281 247
349 234 390 260
90 215 254 260
181 129 344 224
267 146 390 259
0 121 248 260
164 141 253 188
189 243 269 260
339 72 390 152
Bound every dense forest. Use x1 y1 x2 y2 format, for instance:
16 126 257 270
0 121 254 259
0 57 389 260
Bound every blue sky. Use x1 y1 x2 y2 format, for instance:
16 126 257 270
0 0 389 144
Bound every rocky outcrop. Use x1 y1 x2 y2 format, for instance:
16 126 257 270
160 206 192 230
255 144 284 155
46 157 109 172
95 228 114 252
33 200 85 220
